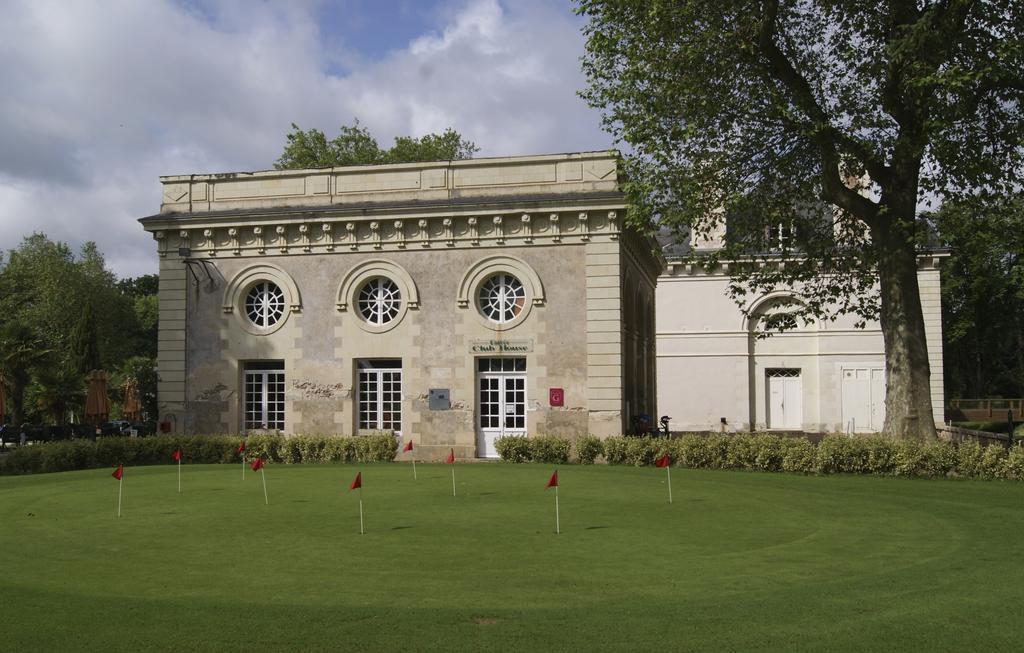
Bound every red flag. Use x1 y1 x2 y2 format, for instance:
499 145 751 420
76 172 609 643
237 441 246 454
111 464 123 480
546 470 558 488
349 472 362 491
250 457 264 472
445 449 455 464
402 440 413 453
655 454 670 468
173 448 181 462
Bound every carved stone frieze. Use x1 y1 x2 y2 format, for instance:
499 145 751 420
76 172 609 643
150 210 624 258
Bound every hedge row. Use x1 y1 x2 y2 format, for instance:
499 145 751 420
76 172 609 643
496 434 1024 480
0 434 397 476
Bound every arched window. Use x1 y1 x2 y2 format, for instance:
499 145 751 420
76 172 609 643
478 273 525 324
358 277 402 326
245 282 285 329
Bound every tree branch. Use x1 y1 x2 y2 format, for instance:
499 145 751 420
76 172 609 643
756 0 882 223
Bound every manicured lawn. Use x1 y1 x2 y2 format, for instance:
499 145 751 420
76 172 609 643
1 462 1023 651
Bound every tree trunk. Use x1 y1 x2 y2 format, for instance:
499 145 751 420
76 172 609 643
876 230 938 441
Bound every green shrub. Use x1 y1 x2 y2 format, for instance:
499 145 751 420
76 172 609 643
622 437 656 466
323 437 356 462
921 441 958 477
530 437 571 464
725 435 759 470
980 443 1007 478
495 436 531 463
1 446 44 475
602 436 629 465
244 434 284 462
354 434 397 462
751 435 783 472
574 436 604 464
862 437 897 475
674 434 717 469
779 438 815 473
1002 446 1024 480
954 440 985 477
815 436 845 474
0 434 396 475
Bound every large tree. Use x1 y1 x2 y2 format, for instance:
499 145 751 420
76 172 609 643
275 119 479 169
578 0 1024 440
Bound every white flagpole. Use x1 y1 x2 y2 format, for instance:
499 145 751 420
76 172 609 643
117 474 123 518
358 486 365 535
666 465 673 504
177 457 181 494
412 458 417 480
451 465 457 497
554 485 560 534
260 467 268 505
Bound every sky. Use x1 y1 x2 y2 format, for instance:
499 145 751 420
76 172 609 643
0 0 610 278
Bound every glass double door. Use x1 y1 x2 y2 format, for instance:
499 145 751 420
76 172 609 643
477 358 526 458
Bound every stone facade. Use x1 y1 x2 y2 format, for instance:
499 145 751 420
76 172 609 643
141 152 661 458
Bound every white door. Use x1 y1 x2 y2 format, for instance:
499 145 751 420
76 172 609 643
477 358 526 458
841 366 886 432
767 369 802 430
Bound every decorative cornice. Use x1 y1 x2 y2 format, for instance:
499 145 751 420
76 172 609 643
147 211 625 258
662 250 951 278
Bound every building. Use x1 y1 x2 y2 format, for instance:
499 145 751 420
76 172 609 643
655 225 946 433
140 152 661 458
142 150 947 449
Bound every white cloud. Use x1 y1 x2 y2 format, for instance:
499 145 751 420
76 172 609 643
0 0 609 277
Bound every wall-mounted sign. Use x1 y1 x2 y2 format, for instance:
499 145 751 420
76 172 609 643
428 389 450 410
470 339 534 354
549 388 564 407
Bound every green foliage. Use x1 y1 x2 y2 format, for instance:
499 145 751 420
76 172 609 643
495 436 572 464
495 436 533 463
0 235 157 425
935 199 1024 400
601 436 628 465
69 302 101 376
779 437 816 473
30 363 84 425
530 437 572 464
275 119 479 169
624 437 657 466
354 434 399 462
0 435 397 475
493 433 1024 480
1004 446 1024 480
0 321 52 425
574 435 604 464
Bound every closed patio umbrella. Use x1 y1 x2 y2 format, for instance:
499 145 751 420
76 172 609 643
121 377 140 423
84 370 111 426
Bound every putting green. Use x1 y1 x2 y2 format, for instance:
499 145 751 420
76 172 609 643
1 463 1022 651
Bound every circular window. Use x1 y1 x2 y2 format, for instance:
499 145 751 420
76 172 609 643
358 277 402 325
245 281 285 328
478 273 525 324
